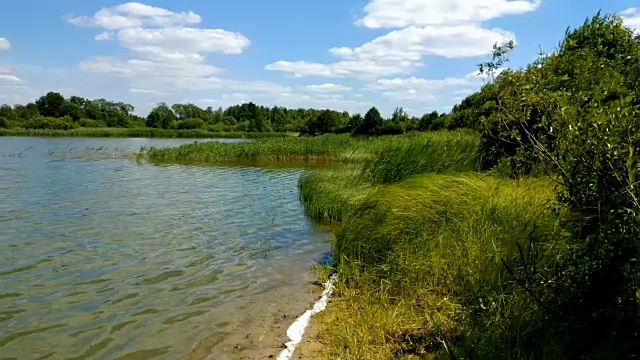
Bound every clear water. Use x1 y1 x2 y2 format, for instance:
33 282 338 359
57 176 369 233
0 137 330 359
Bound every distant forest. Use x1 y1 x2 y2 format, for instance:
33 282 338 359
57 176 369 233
0 91 486 136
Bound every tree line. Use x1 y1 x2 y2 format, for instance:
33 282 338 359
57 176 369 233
0 92 461 135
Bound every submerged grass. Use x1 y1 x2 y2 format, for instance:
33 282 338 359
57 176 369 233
0 127 291 139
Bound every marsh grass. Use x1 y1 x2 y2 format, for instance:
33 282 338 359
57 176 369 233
142 129 571 358
145 130 481 167
299 168 373 224
362 130 481 183
316 173 563 359
0 127 291 139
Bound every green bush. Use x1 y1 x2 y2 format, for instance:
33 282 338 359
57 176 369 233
177 118 206 130
77 118 106 128
471 12 640 357
24 116 79 130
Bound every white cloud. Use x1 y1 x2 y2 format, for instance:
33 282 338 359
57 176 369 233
0 64 22 85
0 37 10 51
365 70 493 108
94 31 113 41
305 83 352 92
0 74 22 83
621 8 640 31
67 2 201 30
266 25 513 79
70 3 252 97
366 70 486 92
128 88 164 95
357 0 540 28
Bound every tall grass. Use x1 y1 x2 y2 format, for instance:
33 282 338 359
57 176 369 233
307 173 563 359
146 131 481 166
0 127 291 139
299 168 372 224
362 129 480 183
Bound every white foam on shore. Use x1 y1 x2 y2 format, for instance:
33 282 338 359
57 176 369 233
277 274 337 360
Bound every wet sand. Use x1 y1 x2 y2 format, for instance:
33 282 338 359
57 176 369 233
180 270 325 359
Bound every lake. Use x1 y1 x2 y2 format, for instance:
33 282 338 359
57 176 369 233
0 137 331 359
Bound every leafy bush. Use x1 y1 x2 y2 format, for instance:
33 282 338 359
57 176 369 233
24 116 78 130
77 118 106 128
177 118 206 130
471 12 640 357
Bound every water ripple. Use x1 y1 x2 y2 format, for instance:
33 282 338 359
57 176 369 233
0 137 331 359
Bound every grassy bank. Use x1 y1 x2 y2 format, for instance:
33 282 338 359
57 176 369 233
302 172 565 359
142 130 630 358
0 127 293 139
145 130 480 165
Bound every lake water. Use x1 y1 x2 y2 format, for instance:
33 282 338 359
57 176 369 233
0 137 331 359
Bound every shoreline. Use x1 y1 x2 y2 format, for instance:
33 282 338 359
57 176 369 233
0 128 294 139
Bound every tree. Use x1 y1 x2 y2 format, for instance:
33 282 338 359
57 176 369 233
348 113 364 132
14 103 40 120
307 110 341 135
0 104 15 121
35 92 66 118
391 107 409 123
61 101 85 122
146 103 177 129
354 107 383 136
419 111 439 131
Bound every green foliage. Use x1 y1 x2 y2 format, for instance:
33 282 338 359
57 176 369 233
177 118 206 130
418 111 438 131
35 92 66 118
146 103 177 129
362 130 481 183
468 12 640 357
348 113 363 132
0 127 289 139
306 109 343 136
354 107 383 136
24 116 79 130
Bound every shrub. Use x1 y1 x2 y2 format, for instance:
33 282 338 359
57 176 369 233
24 116 78 130
177 118 206 130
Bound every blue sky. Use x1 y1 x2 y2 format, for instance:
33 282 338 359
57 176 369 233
0 0 638 117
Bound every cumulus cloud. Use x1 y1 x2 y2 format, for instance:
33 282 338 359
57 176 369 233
0 74 22 83
621 8 640 31
0 54 23 85
265 0 529 80
305 83 352 92
0 37 10 51
70 2 252 95
356 0 541 28
67 2 201 30
266 25 513 79
365 70 495 109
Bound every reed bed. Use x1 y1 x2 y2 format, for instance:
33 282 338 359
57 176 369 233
305 173 562 359
145 131 481 166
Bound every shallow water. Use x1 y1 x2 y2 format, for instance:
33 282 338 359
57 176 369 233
0 137 331 359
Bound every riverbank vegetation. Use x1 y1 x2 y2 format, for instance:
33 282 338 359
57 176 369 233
0 127 290 139
0 90 450 138
144 11 640 359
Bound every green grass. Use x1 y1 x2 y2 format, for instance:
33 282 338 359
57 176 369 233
301 173 563 359
0 127 292 139
145 130 481 166
140 129 577 358
299 168 373 224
